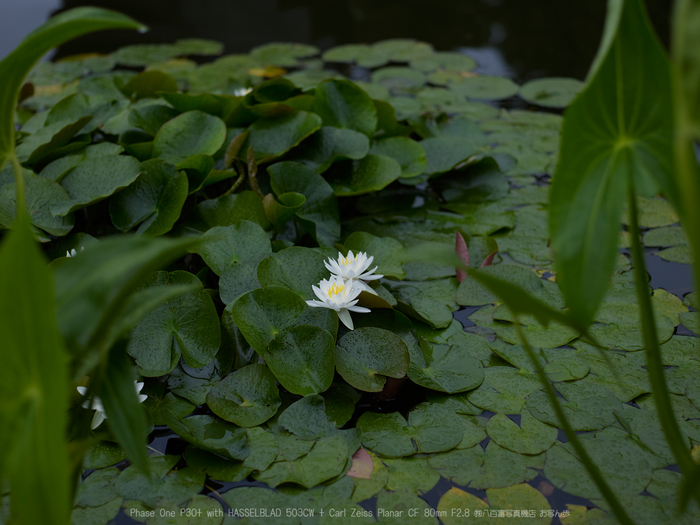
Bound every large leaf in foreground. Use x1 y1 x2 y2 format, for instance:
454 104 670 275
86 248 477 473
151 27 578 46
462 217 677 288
0 7 145 171
549 0 675 327
0 213 70 525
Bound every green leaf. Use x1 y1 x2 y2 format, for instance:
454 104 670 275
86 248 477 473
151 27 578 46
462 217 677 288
486 409 557 455
0 173 74 238
420 136 479 176
98 343 150 476
467 367 542 414
166 415 249 461
549 0 675 327
544 357 591 381
51 155 141 216
127 271 221 376
264 325 335 396
0 213 70 525
263 191 306 228
268 161 341 246
251 42 319 66
278 395 336 440
284 126 369 174
245 110 322 163
369 137 427 178
0 6 146 171
193 220 271 276
227 285 308 351
257 246 329 300
335 327 410 392
408 339 485 393
16 116 93 164
450 75 519 100
322 44 389 68
206 364 281 427
342 231 406 279
526 380 620 431
313 80 378 139
518 77 585 108
54 236 198 359
194 190 270 230
108 159 188 236
153 110 227 165
120 70 178 100
372 67 427 92
253 433 349 488
357 403 464 457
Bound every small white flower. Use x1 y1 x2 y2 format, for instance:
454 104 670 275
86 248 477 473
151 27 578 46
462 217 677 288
65 247 85 257
77 381 148 430
306 276 370 330
233 86 252 97
324 250 383 295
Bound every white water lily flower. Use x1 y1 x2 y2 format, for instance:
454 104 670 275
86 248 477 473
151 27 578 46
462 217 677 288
77 381 148 430
324 250 383 295
233 86 252 97
65 247 85 257
306 276 370 330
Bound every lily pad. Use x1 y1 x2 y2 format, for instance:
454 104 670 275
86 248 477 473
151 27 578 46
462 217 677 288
544 357 590 381
313 79 378 139
251 42 319 66
342 231 406 279
325 154 402 196
193 220 271 276
245 110 323 163
264 325 336 396
450 75 519 100
278 395 337 440
526 380 620 431
153 110 227 165
257 246 328 300
227 285 308 352
335 327 410 392
127 271 221 376
285 126 369 174
206 364 281 427
467 367 542 414
408 339 485 393
268 161 341 246
51 155 141 216
519 77 585 108
420 136 479 176
369 137 427 178
322 44 389 68
357 403 464 457
108 159 188 236
486 409 557 455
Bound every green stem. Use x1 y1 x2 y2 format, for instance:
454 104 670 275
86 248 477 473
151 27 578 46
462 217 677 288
627 182 697 485
10 153 25 214
512 322 635 525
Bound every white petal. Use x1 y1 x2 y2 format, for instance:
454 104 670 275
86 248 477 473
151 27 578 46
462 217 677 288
347 305 371 313
138 394 148 403
356 280 377 295
91 411 106 430
77 386 87 396
134 381 144 394
337 309 354 330
306 300 329 308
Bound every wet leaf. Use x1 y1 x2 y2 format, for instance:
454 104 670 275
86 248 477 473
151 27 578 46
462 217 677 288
206 364 281 427
486 409 557 455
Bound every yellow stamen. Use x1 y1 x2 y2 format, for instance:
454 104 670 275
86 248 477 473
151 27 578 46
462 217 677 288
327 282 345 298
341 256 353 266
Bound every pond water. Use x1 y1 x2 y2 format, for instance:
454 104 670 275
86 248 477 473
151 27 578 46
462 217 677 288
4 2 695 525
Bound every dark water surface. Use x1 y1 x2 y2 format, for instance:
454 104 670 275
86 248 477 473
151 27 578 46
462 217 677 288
4 1 688 524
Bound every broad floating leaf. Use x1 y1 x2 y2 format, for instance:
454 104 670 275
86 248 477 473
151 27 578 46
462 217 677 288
109 159 188 236
518 77 585 108
153 110 227 165
313 79 378 139
127 271 221 376
206 364 281 427
335 327 410 392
